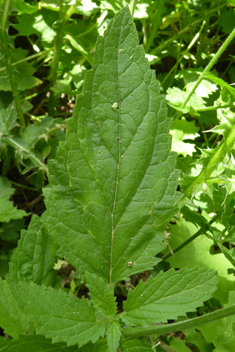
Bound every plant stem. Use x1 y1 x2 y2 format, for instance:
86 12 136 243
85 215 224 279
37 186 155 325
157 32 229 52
162 210 222 260
1 0 25 127
161 20 206 87
48 3 75 116
6 137 48 173
0 50 48 72
122 303 235 338
129 0 135 17
197 104 234 111
184 125 235 199
181 26 235 110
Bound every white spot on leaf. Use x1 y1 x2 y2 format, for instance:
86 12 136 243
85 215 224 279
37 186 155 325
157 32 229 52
112 102 118 110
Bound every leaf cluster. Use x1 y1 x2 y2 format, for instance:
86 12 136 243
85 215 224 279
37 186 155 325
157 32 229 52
1 1 235 351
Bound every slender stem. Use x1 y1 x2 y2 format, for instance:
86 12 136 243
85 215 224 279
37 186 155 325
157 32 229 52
129 0 135 17
11 181 38 192
0 50 48 72
197 104 234 111
5 136 48 173
184 126 235 199
161 21 206 87
2 0 10 32
181 26 235 110
122 304 235 338
48 3 75 116
162 210 222 261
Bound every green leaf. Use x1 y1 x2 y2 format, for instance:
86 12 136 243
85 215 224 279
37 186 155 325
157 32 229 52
170 117 200 156
210 108 235 139
11 281 105 347
166 87 206 113
198 292 235 351
11 0 38 14
167 335 192 352
43 6 180 285
0 219 24 243
205 72 235 99
122 267 218 327
0 278 31 338
220 7 235 34
0 335 79 351
7 214 58 287
0 103 19 137
106 320 121 352
0 49 42 92
0 177 26 222
165 217 235 304
120 339 152 351
86 272 117 317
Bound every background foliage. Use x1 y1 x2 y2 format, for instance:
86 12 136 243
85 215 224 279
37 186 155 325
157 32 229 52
1 0 235 351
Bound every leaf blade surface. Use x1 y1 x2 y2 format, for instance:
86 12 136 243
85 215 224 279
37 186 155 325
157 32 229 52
122 267 218 327
11 281 105 347
44 6 180 285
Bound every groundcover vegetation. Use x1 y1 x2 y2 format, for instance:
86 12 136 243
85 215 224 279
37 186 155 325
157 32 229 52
1 0 235 351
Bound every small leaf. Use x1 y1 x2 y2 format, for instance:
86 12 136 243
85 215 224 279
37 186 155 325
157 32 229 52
11 281 105 347
122 267 218 327
0 177 26 222
205 72 235 99
166 87 206 113
86 272 117 317
0 103 19 136
8 214 58 287
120 339 153 351
106 320 121 352
170 117 200 156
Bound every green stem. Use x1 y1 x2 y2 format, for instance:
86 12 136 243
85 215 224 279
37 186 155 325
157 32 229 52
184 126 235 199
197 104 234 111
122 303 235 338
181 26 235 110
162 210 222 261
6 137 48 173
161 21 206 87
0 50 48 72
48 3 75 116
1 0 25 127
129 0 135 17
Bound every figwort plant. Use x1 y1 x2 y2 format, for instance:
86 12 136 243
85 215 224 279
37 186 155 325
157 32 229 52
1 6 235 352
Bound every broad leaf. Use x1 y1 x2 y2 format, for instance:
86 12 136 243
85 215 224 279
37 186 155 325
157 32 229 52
122 267 218 327
11 281 105 347
0 278 32 338
0 335 78 352
86 272 117 317
8 214 58 287
43 6 180 286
